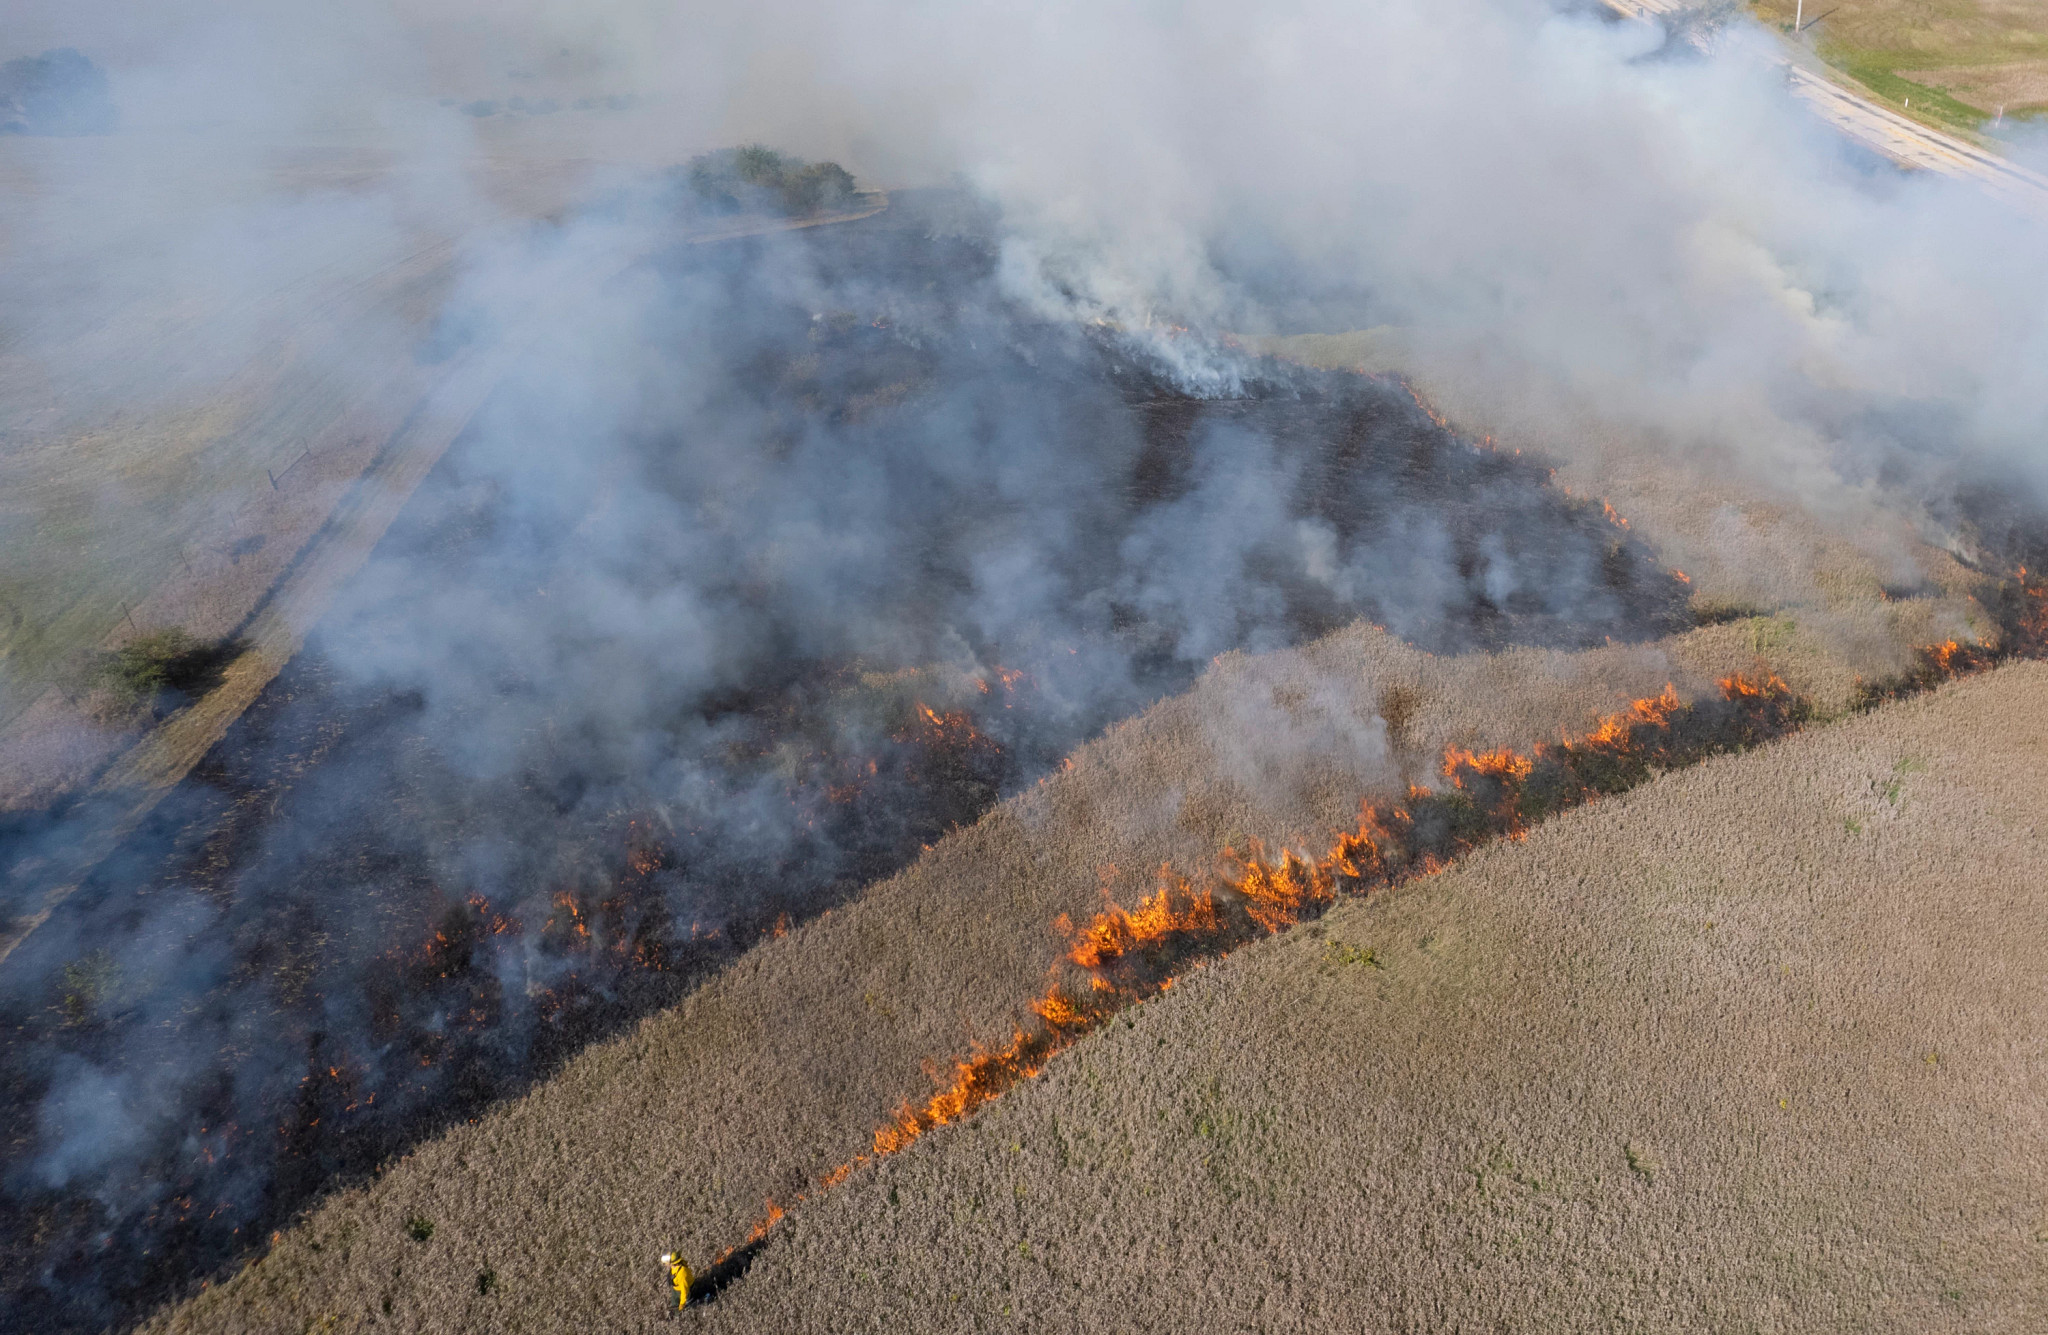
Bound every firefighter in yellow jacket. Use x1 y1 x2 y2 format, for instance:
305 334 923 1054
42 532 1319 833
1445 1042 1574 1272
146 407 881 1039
661 1252 692 1309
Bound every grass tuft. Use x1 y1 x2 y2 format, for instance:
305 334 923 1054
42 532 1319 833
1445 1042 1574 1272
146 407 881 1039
1625 1143 1659 1184
81 627 236 715
57 950 120 1025
1326 941 1382 968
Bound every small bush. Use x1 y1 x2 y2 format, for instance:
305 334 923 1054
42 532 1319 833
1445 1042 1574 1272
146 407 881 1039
58 950 120 1025
476 1268 497 1295
405 1216 434 1243
83 628 233 714
781 161 858 216
682 145 858 218
1690 600 1768 627
1625 1143 1659 1184
0 48 117 136
1325 941 1381 969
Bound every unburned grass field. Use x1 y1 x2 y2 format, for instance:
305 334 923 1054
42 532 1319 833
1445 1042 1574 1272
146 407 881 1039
1749 0 2048 132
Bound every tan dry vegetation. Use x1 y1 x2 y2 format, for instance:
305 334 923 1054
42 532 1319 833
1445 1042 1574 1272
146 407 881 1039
144 610 1927 1335
0 144 467 808
1896 59 2048 110
1748 0 2048 127
0 141 460 720
1750 0 2048 72
0 146 887 830
717 661 2048 1333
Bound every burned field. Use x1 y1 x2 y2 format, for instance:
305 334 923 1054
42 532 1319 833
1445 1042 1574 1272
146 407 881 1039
0 193 1695 1332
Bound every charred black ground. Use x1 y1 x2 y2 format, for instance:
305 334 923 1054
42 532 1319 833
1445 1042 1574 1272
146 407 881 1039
0 191 1692 1333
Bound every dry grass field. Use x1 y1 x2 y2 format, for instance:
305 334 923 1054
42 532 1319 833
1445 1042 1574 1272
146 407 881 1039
1747 0 2048 130
0 125 692 807
0 140 457 723
715 660 2048 1333
134 598 2020 1334
79 156 2026 1335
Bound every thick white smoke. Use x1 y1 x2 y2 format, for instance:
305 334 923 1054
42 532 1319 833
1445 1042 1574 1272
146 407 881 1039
10 0 2046 547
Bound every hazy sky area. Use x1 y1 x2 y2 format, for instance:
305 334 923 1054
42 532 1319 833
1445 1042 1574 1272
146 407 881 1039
6 0 2047 518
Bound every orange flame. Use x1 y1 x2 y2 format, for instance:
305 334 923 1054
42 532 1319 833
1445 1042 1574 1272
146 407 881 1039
716 672 1811 1264
550 890 591 940
1222 842 1335 934
746 1201 784 1243
1404 382 1451 430
1855 569 2048 704
1718 671 1789 701
1062 871 1222 970
1440 746 1534 782
1584 683 1682 747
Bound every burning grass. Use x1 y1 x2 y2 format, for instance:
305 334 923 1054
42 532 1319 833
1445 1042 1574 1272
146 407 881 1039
350 677 1018 1093
695 570 2048 1293
14 307 1720 1329
1853 565 2048 706
138 577 2048 1333
0 661 1030 1332
711 659 2048 1334
57 188 2048 1324
698 670 1809 1286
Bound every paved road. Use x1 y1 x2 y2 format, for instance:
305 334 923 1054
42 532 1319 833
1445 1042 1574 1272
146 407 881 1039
1784 66 2048 217
1604 0 2048 221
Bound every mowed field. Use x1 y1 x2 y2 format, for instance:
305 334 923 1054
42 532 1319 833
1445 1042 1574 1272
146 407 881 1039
137 600 2038 1333
0 122 676 804
0 139 456 726
1748 0 2048 132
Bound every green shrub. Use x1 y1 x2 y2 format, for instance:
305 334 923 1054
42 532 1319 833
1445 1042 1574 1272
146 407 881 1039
1325 941 1381 969
781 161 857 215
683 145 858 217
58 950 120 1024
83 627 231 711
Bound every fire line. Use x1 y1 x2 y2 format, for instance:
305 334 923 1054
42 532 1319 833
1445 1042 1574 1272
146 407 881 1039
688 568 2048 1303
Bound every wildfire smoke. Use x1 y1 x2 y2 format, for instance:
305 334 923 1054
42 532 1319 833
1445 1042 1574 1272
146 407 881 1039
1853 567 2048 706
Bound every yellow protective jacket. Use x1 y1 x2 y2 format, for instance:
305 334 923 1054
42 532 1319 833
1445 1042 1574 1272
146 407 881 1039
668 1254 692 1309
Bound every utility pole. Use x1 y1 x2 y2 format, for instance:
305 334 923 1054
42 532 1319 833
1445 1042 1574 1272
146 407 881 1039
1794 0 1802 32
